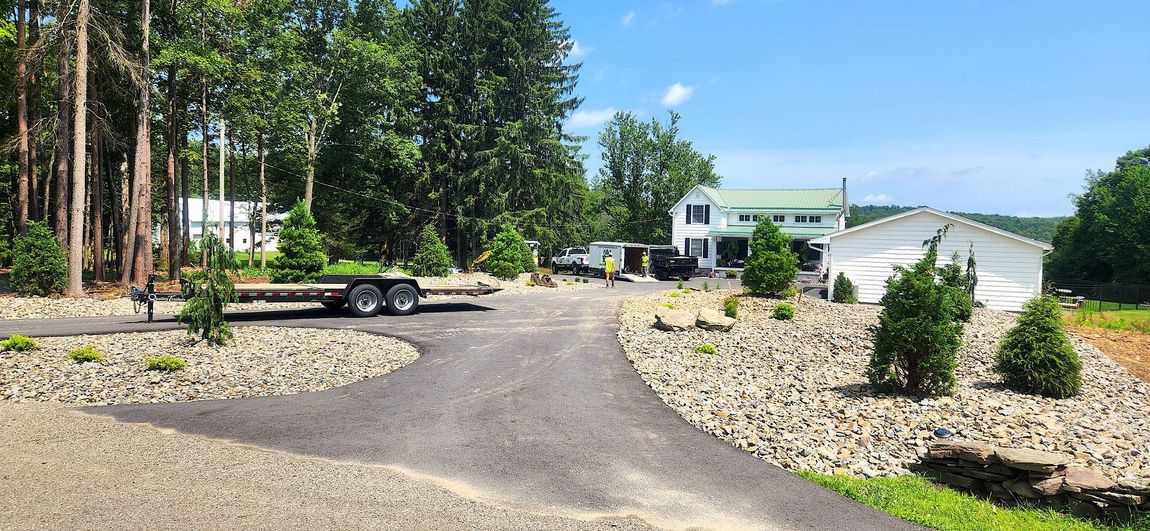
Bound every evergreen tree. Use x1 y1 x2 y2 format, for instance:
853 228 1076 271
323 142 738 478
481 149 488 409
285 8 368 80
10 221 68 297
995 295 1082 398
832 272 857 304
179 231 237 345
742 219 799 296
271 200 327 283
867 227 963 396
410 223 452 277
487 224 527 280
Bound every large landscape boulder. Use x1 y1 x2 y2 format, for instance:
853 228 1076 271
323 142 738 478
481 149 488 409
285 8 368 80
994 447 1071 472
695 308 736 331
927 440 995 464
654 308 695 331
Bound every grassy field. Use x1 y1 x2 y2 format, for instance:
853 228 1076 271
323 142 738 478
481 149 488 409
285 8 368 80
1081 299 1150 312
1067 309 1150 334
802 472 1149 531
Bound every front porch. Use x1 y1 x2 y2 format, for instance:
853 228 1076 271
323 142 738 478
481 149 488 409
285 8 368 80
708 226 832 281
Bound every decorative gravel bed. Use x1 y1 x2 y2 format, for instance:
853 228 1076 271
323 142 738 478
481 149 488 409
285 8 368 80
0 327 419 405
619 290 1150 481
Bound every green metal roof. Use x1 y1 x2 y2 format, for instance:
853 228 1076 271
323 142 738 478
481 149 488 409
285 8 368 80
707 225 837 239
698 185 844 212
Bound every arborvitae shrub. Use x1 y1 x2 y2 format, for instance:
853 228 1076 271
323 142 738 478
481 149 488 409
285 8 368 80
271 201 327 283
410 224 452 277
867 228 962 397
742 219 799 296
939 251 974 322
995 295 1082 398
487 225 528 280
773 303 795 320
832 272 857 303
10 221 68 297
179 232 237 346
723 296 739 319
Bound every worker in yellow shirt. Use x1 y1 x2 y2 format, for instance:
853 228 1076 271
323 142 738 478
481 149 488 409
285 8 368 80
603 251 616 288
641 251 650 277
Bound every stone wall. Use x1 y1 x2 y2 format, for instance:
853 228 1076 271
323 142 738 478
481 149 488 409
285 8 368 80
914 440 1150 519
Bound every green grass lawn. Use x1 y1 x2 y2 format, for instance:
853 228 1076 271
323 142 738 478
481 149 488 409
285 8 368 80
1080 299 1150 312
801 472 1149 531
1067 309 1150 334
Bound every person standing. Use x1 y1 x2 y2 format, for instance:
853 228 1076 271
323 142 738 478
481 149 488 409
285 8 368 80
604 251 616 288
641 251 650 277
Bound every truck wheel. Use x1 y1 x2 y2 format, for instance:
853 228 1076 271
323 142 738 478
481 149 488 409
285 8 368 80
571 264 579 275
321 300 346 311
386 284 420 316
348 284 383 317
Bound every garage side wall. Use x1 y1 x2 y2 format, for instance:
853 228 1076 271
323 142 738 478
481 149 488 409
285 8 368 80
827 211 1044 312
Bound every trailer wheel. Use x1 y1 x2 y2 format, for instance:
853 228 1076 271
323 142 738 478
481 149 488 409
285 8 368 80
385 284 419 316
321 300 346 311
348 284 383 317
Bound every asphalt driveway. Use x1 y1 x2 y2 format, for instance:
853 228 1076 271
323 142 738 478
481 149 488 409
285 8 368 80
0 280 916 530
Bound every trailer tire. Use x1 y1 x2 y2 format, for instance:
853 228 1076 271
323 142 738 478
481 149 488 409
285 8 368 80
385 284 420 316
348 284 383 317
321 300 346 311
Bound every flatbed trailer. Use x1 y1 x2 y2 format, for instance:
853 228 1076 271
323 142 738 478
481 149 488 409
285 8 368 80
131 273 500 322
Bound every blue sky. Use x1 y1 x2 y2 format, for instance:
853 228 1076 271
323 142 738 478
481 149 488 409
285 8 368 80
554 0 1150 216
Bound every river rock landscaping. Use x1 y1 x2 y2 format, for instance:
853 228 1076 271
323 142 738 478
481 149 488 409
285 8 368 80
618 290 1150 482
0 327 419 405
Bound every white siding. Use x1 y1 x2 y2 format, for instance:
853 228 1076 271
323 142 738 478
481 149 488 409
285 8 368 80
670 189 721 268
826 211 1045 312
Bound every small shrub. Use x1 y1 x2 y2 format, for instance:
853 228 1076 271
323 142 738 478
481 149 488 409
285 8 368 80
487 224 528 280
742 219 800 296
832 272 857 303
773 303 795 320
995 295 1082 398
661 303 675 310
410 224 453 277
67 345 105 364
10 221 68 297
179 231 237 346
146 355 188 372
525 280 536 287
668 291 681 298
271 200 327 283
781 287 798 299
677 279 684 289
723 296 739 319
695 343 718 355
1 334 38 351
682 289 692 294
702 281 711 292
725 270 737 279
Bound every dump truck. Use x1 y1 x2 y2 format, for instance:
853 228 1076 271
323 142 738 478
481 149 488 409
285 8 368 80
131 273 500 322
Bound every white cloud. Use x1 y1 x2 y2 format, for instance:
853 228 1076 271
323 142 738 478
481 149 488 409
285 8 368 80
567 40 592 58
660 83 695 106
862 194 894 204
567 107 617 129
621 10 635 26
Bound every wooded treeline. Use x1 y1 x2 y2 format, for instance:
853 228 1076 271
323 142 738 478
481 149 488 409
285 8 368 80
3 0 719 292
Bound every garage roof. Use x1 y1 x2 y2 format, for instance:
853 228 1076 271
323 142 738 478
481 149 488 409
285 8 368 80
809 207 1053 250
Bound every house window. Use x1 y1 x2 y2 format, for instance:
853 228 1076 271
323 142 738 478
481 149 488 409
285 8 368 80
690 205 706 224
810 215 822 223
795 215 808 223
772 215 785 223
685 238 709 258
738 214 752 222
752 215 762 222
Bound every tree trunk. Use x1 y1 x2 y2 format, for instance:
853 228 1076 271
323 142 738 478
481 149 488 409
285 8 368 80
53 0 73 246
199 8 208 267
123 0 153 287
247 200 255 267
91 115 104 282
15 0 30 235
28 0 41 221
304 119 317 209
258 132 268 269
228 136 236 253
218 117 226 247
166 62 180 279
181 147 191 267
108 153 124 276
67 0 90 297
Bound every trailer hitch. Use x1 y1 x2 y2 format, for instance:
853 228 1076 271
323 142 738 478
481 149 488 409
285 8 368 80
128 275 158 322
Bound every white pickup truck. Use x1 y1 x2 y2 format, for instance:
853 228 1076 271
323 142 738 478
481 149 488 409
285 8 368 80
551 246 589 274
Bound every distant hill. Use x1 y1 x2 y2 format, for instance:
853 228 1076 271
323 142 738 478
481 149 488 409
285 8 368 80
846 205 1064 243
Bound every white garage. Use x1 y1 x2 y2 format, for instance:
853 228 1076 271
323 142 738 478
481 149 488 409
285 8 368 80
808 208 1053 312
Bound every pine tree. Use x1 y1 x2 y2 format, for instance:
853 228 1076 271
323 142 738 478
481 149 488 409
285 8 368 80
995 295 1082 398
410 224 452 277
10 221 68 297
832 272 857 303
271 200 327 283
487 225 527 280
179 231 236 345
742 219 799 296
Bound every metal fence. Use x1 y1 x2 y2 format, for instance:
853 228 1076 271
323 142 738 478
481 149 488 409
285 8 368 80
1048 280 1150 312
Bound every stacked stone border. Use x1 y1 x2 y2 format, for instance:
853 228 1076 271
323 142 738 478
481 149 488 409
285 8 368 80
915 440 1150 519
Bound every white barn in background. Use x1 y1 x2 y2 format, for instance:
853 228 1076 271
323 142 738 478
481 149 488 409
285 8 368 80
184 198 284 252
809 207 1053 312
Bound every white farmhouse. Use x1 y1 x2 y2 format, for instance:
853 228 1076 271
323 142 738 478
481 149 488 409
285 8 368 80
809 207 1053 312
184 198 284 252
669 180 849 270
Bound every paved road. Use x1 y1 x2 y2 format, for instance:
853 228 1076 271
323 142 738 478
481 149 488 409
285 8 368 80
1 280 916 530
